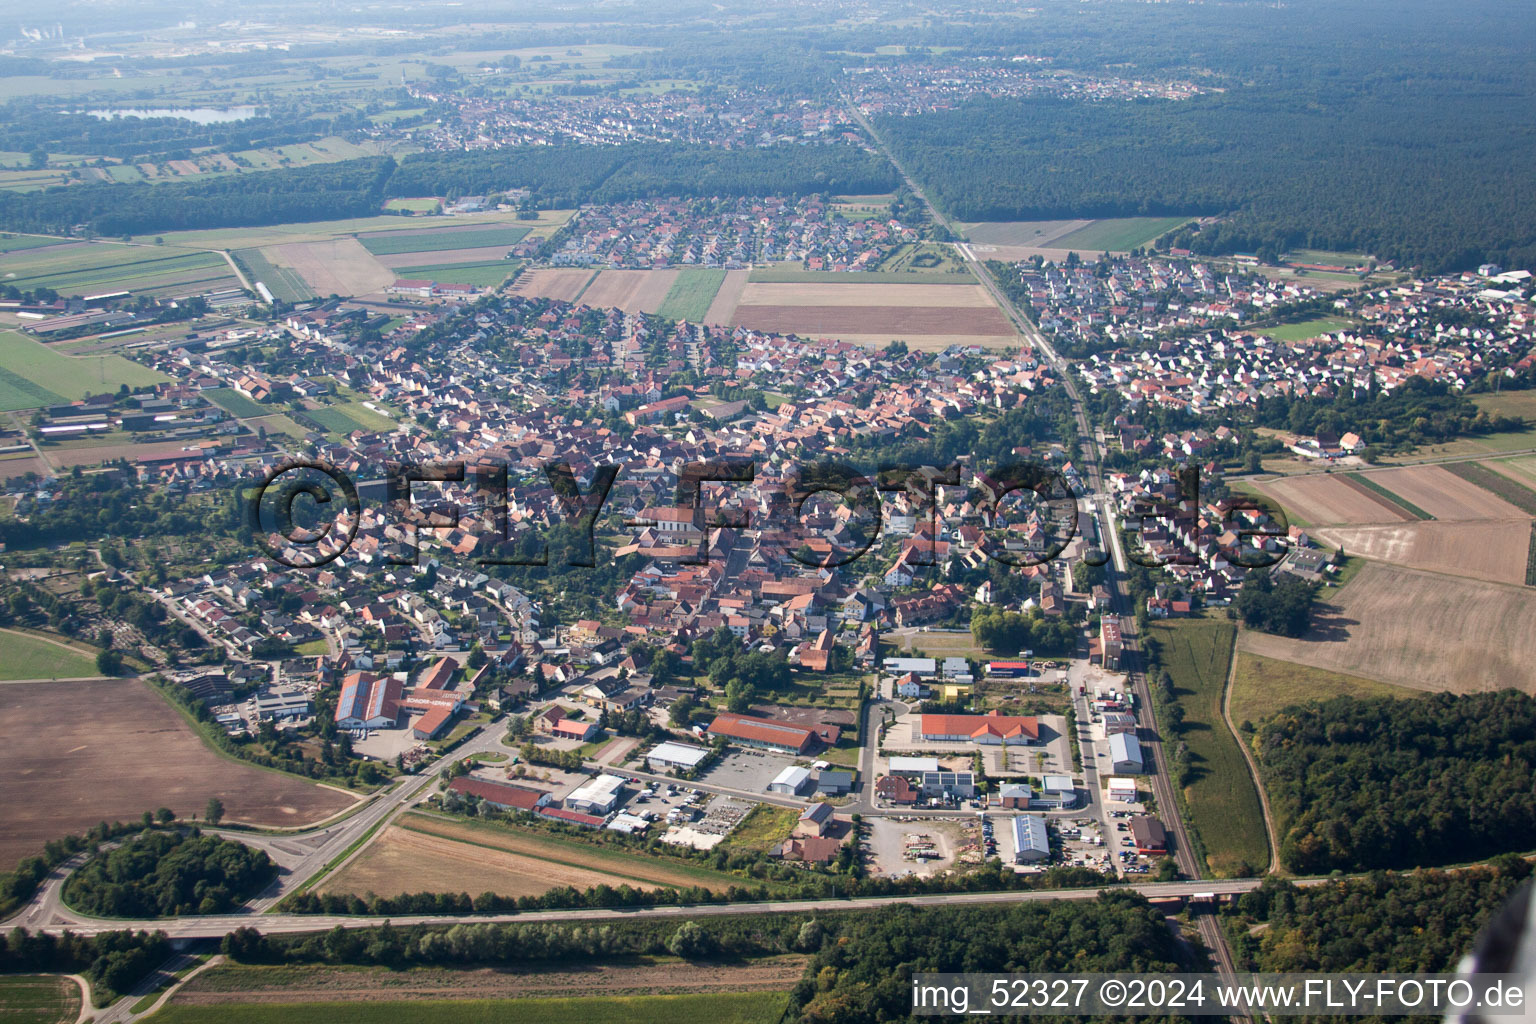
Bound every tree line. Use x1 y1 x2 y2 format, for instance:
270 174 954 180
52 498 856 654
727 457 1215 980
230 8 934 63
0 143 897 238
1254 691 1536 874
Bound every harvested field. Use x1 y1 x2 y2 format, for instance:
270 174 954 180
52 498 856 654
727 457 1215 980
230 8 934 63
734 281 996 307
579 269 680 313
1237 562 1536 694
266 238 393 298
153 992 789 1024
174 957 809 1004
0 678 355 865
960 219 1089 247
510 268 596 302
381 246 522 270
1310 520 1530 585
1256 473 1411 526
320 823 672 900
45 438 202 468
704 269 749 324
1361 465 1530 521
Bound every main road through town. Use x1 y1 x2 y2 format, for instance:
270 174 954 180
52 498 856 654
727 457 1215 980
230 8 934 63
845 96 1249 991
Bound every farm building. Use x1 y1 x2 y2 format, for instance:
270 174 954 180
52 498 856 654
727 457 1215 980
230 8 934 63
916 711 1039 746
448 776 548 812
334 672 401 730
817 770 853 795
768 765 813 796
1012 814 1051 863
566 774 627 815
707 712 820 754
1130 815 1168 855
1110 732 1144 774
645 740 710 773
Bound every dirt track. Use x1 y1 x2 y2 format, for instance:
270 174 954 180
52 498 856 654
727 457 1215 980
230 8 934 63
174 956 811 1003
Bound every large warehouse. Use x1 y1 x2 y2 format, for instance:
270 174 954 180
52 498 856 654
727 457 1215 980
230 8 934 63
566 774 627 815
916 711 1039 746
1110 732 1144 774
1012 814 1051 863
645 740 711 773
707 712 820 754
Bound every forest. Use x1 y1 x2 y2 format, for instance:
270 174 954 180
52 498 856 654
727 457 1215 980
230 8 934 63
0 157 394 236
0 107 368 163
62 829 276 917
1225 857 1532 976
1248 376 1525 452
882 87 1536 273
1254 692 1536 874
386 144 899 207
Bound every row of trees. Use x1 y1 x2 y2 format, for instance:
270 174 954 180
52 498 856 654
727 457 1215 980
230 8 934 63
1255 692 1536 874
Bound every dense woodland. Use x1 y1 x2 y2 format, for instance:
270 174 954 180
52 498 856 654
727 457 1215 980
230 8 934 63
1226 858 1532 975
62 829 276 917
1255 692 1536 874
0 107 367 163
883 87 1535 274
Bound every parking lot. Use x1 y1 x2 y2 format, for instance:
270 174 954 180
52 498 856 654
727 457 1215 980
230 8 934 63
696 747 804 796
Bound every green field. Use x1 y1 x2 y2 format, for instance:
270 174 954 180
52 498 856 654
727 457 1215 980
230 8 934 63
0 974 81 1024
383 198 442 213
1145 619 1268 878
233 248 315 303
1257 317 1355 342
0 629 100 680
149 993 787 1024
390 259 520 287
746 265 975 284
656 268 728 321
0 241 235 297
875 242 971 275
1229 650 1420 727
0 330 166 411
0 233 68 254
1049 216 1193 253
357 227 530 256
305 402 397 436
203 387 269 419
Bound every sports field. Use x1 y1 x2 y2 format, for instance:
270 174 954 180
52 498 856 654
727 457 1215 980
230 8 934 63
151 992 789 1024
656 268 728 321
304 402 397 435
203 387 269 418
0 974 81 1024
1258 317 1356 342
1145 619 1268 877
357 226 530 256
0 330 166 410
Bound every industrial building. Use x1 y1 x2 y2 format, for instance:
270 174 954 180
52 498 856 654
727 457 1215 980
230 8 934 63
916 710 1039 746
816 770 853 795
645 740 711 773
707 712 820 754
768 765 813 796
919 770 976 798
1012 814 1051 863
449 777 549 812
888 756 940 775
334 672 401 730
1110 732 1144 773
1130 815 1168 855
566 774 627 815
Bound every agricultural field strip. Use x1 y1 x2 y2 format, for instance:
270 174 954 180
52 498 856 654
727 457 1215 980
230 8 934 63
358 227 530 256
397 813 745 890
656 269 728 322
1364 463 1533 520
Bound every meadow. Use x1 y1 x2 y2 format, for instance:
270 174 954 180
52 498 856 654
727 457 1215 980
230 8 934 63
1145 618 1269 877
0 330 166 410
656 268 728 321
1228 651 1420 727
0 628 99 680
1046 216 1193 253
1258 317 1356 342
203 387 269 418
